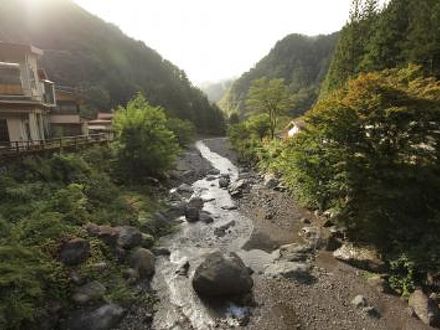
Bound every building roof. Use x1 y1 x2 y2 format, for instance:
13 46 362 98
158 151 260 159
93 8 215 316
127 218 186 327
0 42 44 56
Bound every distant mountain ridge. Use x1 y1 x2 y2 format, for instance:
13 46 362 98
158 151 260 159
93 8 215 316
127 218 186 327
200 79 234 103
0 0 225 133
220 32 338 117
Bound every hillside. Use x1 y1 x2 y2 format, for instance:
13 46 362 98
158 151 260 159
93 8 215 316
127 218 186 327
200 79 234 103
0 0 225 134
322 0 440 95
220 32 338 117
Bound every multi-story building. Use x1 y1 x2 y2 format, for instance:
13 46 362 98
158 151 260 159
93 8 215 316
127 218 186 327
50 87 89 137
0 42 56 144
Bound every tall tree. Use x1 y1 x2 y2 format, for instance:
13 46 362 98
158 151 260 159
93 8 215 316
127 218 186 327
246 78 292 139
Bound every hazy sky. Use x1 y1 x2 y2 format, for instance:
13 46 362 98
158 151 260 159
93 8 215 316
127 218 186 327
72 0 384 86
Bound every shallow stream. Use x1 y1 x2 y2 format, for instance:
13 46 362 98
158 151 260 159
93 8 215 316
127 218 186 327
152 140 277 330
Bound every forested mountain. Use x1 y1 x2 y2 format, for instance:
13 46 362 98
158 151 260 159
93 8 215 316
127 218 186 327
219 33 338 117
0 0 225 133
200 79 234 103
322 0 440 95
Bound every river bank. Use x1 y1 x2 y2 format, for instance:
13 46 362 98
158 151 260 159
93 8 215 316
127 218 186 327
120 137 433 330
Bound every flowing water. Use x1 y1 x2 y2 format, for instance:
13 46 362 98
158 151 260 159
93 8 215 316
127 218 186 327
152 140 277 330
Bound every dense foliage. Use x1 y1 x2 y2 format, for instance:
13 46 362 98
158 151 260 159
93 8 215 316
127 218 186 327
230 66 440 292
0 0 225 134
113 94 180 180
246 78 292 139
220 33 338 117
323 0 440 95
0 147 166 329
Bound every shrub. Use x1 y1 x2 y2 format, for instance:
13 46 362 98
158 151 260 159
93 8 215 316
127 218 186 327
113 94 180 179
166 117 196 147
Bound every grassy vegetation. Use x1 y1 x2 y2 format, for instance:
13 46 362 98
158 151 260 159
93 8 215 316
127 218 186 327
0 93 191 329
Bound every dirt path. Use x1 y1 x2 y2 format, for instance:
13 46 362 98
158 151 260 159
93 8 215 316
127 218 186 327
203 137 431 330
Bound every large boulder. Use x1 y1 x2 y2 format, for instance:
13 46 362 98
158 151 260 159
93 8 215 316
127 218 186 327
188 196 204 210
278 243 313 262
264 262 312 281
117 226 142 249
192 251 253 297
60 238 90 266
185 206 200 222
408 289 440 326
66 304 126 330
72 281 106 304
333 243 385 273
129 248 155 278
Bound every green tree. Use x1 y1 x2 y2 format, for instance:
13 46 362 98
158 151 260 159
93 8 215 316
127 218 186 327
246 78 292 139
283 66 440 250
113 94 179 179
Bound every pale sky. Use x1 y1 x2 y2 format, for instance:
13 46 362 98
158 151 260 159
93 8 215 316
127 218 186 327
72 0 385 86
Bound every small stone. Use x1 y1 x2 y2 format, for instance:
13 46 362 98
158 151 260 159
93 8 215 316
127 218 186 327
185 206 200 222
351 295 368 308
300 217 311 224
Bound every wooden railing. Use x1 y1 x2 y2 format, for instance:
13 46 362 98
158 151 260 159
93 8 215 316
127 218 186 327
0 133 112 160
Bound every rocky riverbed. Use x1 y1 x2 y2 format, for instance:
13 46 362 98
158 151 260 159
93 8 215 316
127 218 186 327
119 137 435 330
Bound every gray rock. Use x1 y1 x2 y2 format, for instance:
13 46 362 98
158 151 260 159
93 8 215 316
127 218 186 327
214 220 236 237
228 179 249 197
264 262 312 281
333 243 385 273
166 201 187 219
208 168 221 175
206 175 218 181
129 248 155 279
72 281 106 304
185 206 200 222
199 211 214 224
176 183 194 194
60 238 90 266
351 295 368 308
222 204 238 211
188 196 204 210
278 243 313 262
117 226 142 249
66 304 126 330
300 226 322 247
192 251 253 297
219 177 230 188
408 289 440 326
176 260 190 276
69 270 86 286
263 174 278 189
168 189 183 202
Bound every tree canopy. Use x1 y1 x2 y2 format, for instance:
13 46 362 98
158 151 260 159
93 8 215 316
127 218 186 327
246 78 292 139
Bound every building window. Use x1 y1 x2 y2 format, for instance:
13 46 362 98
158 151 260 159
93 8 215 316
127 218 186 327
0 119 9 142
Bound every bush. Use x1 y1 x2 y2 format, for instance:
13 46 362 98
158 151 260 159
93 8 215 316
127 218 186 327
113 94 180 179
166 117 196 147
